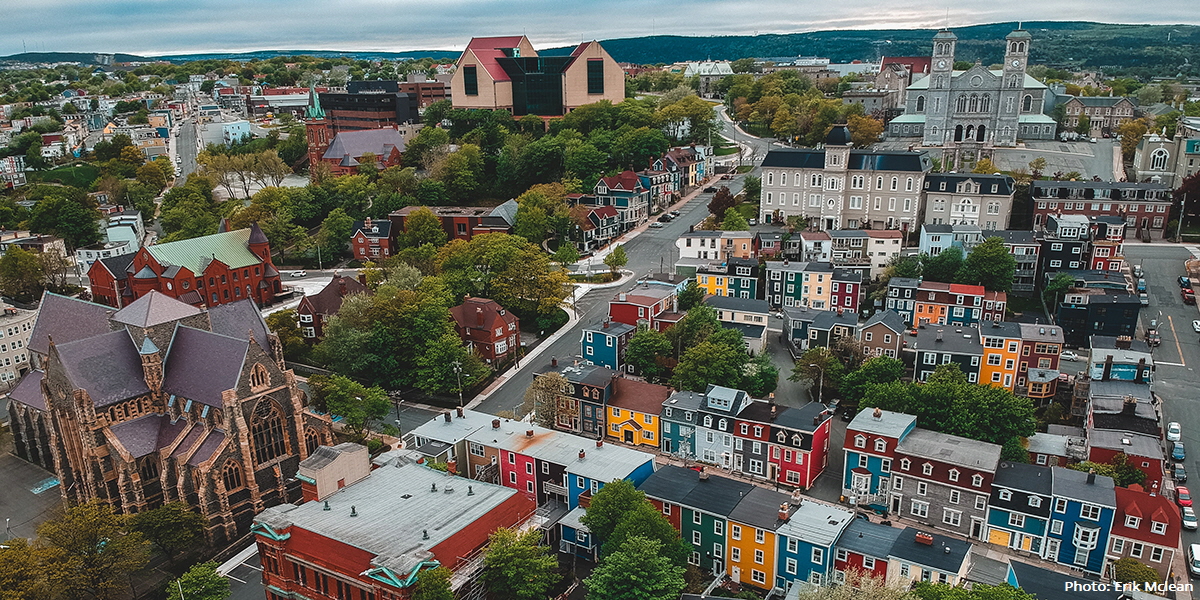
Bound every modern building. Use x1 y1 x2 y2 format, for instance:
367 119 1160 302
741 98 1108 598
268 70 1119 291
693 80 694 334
449 297 520 364
320 80 420 132
87 224 286 309
295 275 370 342
75 209 145 270
7 291 333 545
1055 290 1140 347
921 173 1016 230
449 36 624 116
759 127 932 231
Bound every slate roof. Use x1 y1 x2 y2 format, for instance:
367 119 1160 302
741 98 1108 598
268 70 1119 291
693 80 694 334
728 486 796 531
147 229 262 275
489 200 519 227
187 430 226 466
863 309 906 334
299 276 370 319
28 292 115 356
761 148 931 172
1051 466 1116 507
161 326 249 408
1112 486 1180 546
924 173 1015 195
322 128 407 162
9 370 46 411
352 220 392 239
609 378 672 416
208 299 272 350
836 518 903 558
97 253 135 277
54 330 150 407
887 527 971 573
112 290 203 328
993 461 1053 495
110 413 166 458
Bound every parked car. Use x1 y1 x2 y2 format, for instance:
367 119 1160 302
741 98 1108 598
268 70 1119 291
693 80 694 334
1175 442 1188 462
1184 507 1198 531
1185 289 1196 305
290 270 307 277
670 210 681 217
1141 293 1150 305
1138 278 1147 292
1182 276 1193 288
1189 543 1200 576
722 174 733 180
1060 351 1080 362
1176 463 1189 483
649 222 665 229
1133 265 1144 278
1192 320 1200 333
748 219 758 226
1179 486 1194 508
657 214 672 223
1150 319 1159 331
703 186 718 193
1169 422 1184 442
1148 331 1162 347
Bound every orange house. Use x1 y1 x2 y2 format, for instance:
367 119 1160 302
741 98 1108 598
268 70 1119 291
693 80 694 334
979 320 1022 391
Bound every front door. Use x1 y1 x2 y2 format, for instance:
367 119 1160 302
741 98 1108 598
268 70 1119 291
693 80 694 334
971 518 984 540
890 494 902 514
623 430 634 444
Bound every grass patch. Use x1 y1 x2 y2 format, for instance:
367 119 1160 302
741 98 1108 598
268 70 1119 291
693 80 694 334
39 163 100 188
734 203 758 220
569 272 616 284
735 165 754 174
714 145 739 156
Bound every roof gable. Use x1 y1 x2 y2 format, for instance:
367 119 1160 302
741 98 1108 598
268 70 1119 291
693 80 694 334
112 290 203 328
55 330 151 407
161 325 249 407
29 291 115 356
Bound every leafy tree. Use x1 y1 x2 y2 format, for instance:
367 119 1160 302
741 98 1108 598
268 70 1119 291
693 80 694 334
1074 114 1091 135
790 347 845 402
912 582 1033 600
626 327 673 379
1111 557 1160 587
266 309 310 363
166 562 230 600
603 244 628 275
436 234 569 315
136 161 167 190
584 536 685 600
1042 272 1075 307
402 126 450 169
522 372 570 426
552 243 579 266
0 537 51 600
672 340 747 392
317 207 355 258
0 246 44 299
707 186 737 218
677 280 706 311
846 113 884 147
1117 118 1149 160
972 158 998 174
481 529 559 600
886 254 922 279
840 356 905 404
601 502 689 566
921 247 965 283
309 375 389 441
28 193 101 252
414 331 491 397
130 502 206 560
742 175 761 203
741 352 780 397
412 566 454 600
1068 453 1145 487
402 206 449 248
797 570 914 599
1028 157 1047 179
580 479 645 542
37 500 150 600
613 126 670 169
721 207 749 230
956 237 1017 292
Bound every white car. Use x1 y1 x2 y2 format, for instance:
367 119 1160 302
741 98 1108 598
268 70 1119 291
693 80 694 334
649 222 664 229
290 270 307 277
1060 351 1079 362
1192 320 1200 333
1169 422 1183 442
1185 506 1198 531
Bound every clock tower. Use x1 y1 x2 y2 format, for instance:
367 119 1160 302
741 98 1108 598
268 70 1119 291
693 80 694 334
923 29 958 147
997 28 1031 146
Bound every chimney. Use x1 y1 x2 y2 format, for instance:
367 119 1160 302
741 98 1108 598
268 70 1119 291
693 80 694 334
596 439 604 448
770 404 778 420
1087 468 1096 485
936 329 944 342
365 217 372 229
358 273 367 286
991 320 999 328
456 406 464 418
619 293 627 302
1102 355 1113 381
1114 335 1132 350
813 415 820 426
338 279 347 297
476 307 484 326
699 470 709 480
1122 395 1138 415
579 449 586 459
778 503 790 521
915 532 934 546
603 319 609 329
526 429 534 438
491 419 501 429
443 412 452 423
873 407 882 419
1135 358 1145 384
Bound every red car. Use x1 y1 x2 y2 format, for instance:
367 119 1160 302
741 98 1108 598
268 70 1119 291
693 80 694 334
1178 486 1193 508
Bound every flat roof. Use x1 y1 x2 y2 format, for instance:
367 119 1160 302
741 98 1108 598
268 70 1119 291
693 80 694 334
776 500 854 548
407 409 498 445
895 429 1001 471
848 409 916 439
466 422 654 483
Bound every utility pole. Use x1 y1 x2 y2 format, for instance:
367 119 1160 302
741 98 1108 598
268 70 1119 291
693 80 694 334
452 361 464 407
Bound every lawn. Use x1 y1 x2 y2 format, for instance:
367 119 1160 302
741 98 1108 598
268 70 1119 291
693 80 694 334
39 163 101 188
734 203 758 220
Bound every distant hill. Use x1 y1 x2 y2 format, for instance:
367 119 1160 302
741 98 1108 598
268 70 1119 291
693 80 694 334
2 21 1197 76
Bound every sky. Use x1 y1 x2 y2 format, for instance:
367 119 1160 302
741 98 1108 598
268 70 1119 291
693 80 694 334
4 0 1198 57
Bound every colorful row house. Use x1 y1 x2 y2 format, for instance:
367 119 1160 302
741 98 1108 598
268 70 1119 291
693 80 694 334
579 320 636 372
765 260 862 312
608 284 680 331
689 257 761 299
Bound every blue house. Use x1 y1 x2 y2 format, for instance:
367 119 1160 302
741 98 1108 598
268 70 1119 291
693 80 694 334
580 320 637 372
1046 466 1115 575
775 500 854 588
1005 560 1113 599
843 409 917 509
660 390 705 457
985 461 1054 555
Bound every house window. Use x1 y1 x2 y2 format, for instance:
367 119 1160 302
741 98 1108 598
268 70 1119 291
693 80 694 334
1151 521 1167 535
999 489 1012 501
1008 513 1025 528
922 463 933 476
972 474 983 487
916 482 927 496
586 59 605 95
463 65 478 95
900 458 911 471
854 435 866 448
754 549 764 564
874 439 886 452
1055 498 1067 513
1080 504 1101 520
948 469 959 482
911 500 929 517
1051 520 1063 535
812 547 824 565
732 525 741 540
1111 538 1125 554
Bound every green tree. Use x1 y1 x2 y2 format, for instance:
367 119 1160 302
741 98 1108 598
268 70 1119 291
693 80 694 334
626 327 673 379
38 500 150 600
0 537 51 600
721 207 749 230
846 113 884 147
601 502 689 566
28 194 102 252
481 529 559 600
921 247 965 283
1111 557 1160 587
414 331 490 396
603 244 628 275
412 566 454 600
166 562 230 600
790 347 845 402
886 254 922 279
1075 114 1091 135
956 237 1017 292
580 479 645 542
677 280 706 311
402 206 449 248
742 175 761 203
741 352 780 397
0 247 45 299
1028 157 1047 179
840 356 905 404
552 243 580 266
265 309 310 363
1042 272 1075 307
584 536 686 600
317 207 355 258
1069 453 1145 487
972 158 998 174
707 186 738 218
672 340 747 391
310 375 389 440
912 582 1033 600
130 502 206 561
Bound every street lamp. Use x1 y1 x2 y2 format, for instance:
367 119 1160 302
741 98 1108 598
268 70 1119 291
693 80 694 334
452 361 464 407
808 363 826 404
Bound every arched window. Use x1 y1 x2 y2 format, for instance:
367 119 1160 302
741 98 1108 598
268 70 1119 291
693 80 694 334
139 456 159 481
980 95 990 112
1022 95 1033 112
1018 42 1025 53
703 415 712 427
916 95 926 112
956 95 968 112
250 363 269 390
223 461 244 490
251 400 288 465
780 172 787 186
969 95 979 112
305 428 321 454
1151 148 1169 171
766 172 774 186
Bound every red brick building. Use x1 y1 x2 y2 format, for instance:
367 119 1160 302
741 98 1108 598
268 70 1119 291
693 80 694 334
253 448 536 600
87 223 285 309
390 201 517 243
295 275 370 342
449 297 519 363
350 217 393 261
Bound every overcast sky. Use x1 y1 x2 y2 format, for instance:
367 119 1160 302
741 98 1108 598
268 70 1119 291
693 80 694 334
5 0 1197 57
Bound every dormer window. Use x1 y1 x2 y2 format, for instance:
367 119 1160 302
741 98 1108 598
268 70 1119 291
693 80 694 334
854 434 866 449
874 439 886 452
999 489 1012 501
1028 497 1042 508
948 469 959 482
718 419 727 431
704 416 712 427
922 463 933 476
777 431 787 442
1125 515 1141 529
900 458 911 471
972 474 983 487
1151 521 1167 535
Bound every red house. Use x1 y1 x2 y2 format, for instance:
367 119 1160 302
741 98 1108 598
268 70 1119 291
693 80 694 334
87 223 284 308
350 217 393 261
737 400 832 489
833 519 901 583
295 275 370 342
253 448 535 600
450 297 519 363
608 285 677 331
1109 486 1181 582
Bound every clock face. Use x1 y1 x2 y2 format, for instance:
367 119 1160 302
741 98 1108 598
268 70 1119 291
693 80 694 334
937 60 946 69
1012 59 1021 67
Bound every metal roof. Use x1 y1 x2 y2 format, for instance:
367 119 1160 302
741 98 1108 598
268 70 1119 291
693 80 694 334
896 429 1001 471
1050 466 1115 507
848 408 916 439
776 500 854 548
466 421 654 483
147 228 262 275
407 410 500 445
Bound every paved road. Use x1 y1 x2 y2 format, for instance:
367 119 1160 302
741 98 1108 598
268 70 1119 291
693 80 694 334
176 117 199 184
1123 244 1200 554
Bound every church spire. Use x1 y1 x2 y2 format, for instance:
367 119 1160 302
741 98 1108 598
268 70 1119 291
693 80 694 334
304 84 325 120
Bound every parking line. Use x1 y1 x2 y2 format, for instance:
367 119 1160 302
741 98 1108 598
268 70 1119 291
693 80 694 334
1168 316 1186 368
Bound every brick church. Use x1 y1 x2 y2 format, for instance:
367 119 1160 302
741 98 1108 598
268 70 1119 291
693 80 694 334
6 290 334 544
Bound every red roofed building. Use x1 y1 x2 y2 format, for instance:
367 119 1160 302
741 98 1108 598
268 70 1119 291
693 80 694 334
1107 486 1180 582
608 285 677 331
350 217 393 261
295 275 370 342
450 297 520 364
606 377 671 448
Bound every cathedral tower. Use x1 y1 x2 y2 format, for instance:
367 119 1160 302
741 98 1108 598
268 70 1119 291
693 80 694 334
922 29 958 147
996 28 1032 146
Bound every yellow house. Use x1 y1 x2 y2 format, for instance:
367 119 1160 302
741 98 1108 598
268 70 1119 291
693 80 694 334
696 272 729 297
726 488 794 590
801 264 834 309
605 378 670 448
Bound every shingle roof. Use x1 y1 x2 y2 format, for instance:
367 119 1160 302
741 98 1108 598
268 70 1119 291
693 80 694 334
97 253 135 277
887 527 971 573
162 326 249 408
187 430 226 466
837 518 903 558
299 276 370 319
706 295 769 314
911 325 982 355
863 310 906 334
1051 466 1115 507
111 290 203 328
609 378 672 416
1008 560 1112 599
208 299 272 350
54 330 150 407
728 486 795 531
810 310 858 331
110 413 166 458
9 370 46 411
28 292 115 356
993 461 1053 494
323 128 408 161
147 228 262 275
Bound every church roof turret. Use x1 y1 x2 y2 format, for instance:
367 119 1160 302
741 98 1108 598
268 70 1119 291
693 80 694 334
304 84 325 120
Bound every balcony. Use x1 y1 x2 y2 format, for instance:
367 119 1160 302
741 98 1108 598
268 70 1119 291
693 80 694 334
543 481 568 496
832 256 871 266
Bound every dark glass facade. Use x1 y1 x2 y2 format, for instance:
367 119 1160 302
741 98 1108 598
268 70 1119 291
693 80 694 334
587 59 604 95
497 56 572 116
463 66 478 96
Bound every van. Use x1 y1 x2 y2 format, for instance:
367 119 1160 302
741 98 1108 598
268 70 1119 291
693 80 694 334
1189 544 1200 577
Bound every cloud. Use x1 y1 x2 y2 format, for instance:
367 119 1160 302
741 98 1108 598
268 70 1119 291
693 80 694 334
3 0 1196 57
